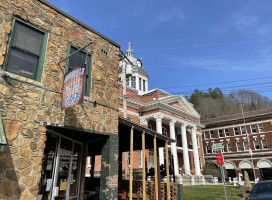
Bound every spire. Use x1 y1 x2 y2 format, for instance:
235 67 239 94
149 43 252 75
126 42 133 57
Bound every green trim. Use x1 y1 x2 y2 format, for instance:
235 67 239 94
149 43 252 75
3 17 48 82
65 43 92 97
0 115 7 152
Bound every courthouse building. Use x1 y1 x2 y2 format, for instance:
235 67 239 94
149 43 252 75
202 108 272 181
0 0 120 199
117 44 205 177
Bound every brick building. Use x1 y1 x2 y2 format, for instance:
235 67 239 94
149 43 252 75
0 0 120 199
115 44 205 178
202 108 272 181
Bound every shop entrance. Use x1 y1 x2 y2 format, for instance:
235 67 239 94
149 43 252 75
39 131 83 200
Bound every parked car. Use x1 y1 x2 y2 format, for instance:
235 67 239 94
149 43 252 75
246 181 272 200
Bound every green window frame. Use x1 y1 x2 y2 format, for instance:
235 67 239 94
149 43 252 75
66 43 92 97
3 18 48 81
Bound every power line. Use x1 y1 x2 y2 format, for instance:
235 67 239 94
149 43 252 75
160 76 272 89
134 38 272 51
131 30 272 44
144 49 272 62
146 58 272 68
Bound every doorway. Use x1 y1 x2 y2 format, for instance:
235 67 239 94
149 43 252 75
39 131 83 200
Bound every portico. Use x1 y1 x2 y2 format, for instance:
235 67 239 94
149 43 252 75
141 113 202 177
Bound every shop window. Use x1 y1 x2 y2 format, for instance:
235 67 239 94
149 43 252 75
218 129 224 138
250 124 257 134
258 123 265 133
225 129 230 137
262 140 268 149
131 76 136 88
66 45 92 96
204 132 209 140
254 140 260 150
206 145 211 154
4 19 47 81
234 127 239 136
236 142 242 152
139 78 142 90
210 131 215 139
227 143 232 152
240 126 246 135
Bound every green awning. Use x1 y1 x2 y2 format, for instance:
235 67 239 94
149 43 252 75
0 114 7 152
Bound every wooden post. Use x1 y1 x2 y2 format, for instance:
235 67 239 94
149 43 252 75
165 142 170 200
142 132 146 200
154 136 159 200
129 127 134 200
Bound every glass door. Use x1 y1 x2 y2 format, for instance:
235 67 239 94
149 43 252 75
41 133 82 200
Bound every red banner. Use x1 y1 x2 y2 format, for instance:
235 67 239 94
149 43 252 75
61 65 86 109
216 153 224 166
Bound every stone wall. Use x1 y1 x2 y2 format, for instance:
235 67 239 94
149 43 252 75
0 0 120 199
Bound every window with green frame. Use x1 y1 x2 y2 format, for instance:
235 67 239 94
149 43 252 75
4 18 47 81
66 44 92 96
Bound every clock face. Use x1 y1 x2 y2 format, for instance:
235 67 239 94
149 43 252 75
136 59 142 68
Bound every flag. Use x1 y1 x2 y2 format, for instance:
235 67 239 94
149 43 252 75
249 144 253 156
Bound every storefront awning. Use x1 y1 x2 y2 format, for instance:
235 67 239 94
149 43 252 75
0 114 7 152
118 116 175 152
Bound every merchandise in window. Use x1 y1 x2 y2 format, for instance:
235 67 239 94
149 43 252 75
5 19 47 81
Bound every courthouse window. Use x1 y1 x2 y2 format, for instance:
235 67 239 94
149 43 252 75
4 19 47 81
254 140 260 150
227 143 232 152
250 125 257 134
240 126 246 135
236 142 243 151
262 140 268 149
210 131 215 139
234 127 239 135
218 129 224 138
257 123 265 133
225 129 230 137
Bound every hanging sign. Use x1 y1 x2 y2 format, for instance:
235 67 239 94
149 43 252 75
61 65 86 109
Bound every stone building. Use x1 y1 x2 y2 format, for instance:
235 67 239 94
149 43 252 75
117 44 205 178
0 0 120 199
202 108 272 181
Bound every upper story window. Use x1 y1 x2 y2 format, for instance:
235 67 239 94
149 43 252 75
139 78 142 90
258 123 265 133
262 140 268 149
162 127 167 136
67 45 92 96
131 76 136 88
4 19 47 81
126 77 130 87
218 129 224 138
225 129 230 137
236 142 243 152
206 145 211 154
210 131 215 139
227 143 232 152
240 126 246 135
148 125 152 130
254 140 260 150
143 80 146 91
204 132 209 140
244 142 249 151
250 125 257 134
233 127 239 136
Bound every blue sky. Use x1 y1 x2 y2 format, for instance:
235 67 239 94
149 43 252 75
47 0 272 99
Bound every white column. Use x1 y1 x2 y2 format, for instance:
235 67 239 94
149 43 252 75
154 115 164 165
181 124 190 174
169 120 179 175
135 74 139 90
192 126 201 176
